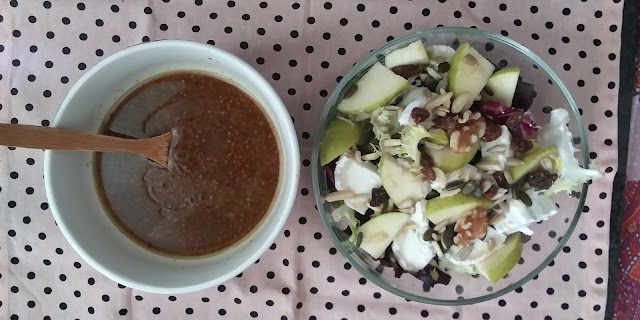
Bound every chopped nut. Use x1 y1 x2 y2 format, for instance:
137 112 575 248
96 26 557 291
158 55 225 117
506 157 523 166
324 190 355 202
426 66 443 80
451 92 471 114
382 139 402 147
453 208 489 246
426 92 453 109
541 157 553 172
458 110 472 124
361 152 381 161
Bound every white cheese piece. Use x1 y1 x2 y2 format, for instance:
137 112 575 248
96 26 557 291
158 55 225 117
397 99 427 126
334 153 383 214
444 227 507 266
478 125 513 171
425 45 456 65
398 87 429 108
492 191 558 235
411 200 429 229
391 224 436 272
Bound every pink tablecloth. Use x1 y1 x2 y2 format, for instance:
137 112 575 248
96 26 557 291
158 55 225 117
0 1 621 319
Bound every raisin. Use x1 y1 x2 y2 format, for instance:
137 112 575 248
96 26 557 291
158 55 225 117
493 171 509 189
370 187 387 207
410 108 430 123
482 121 501 142
420 152 436 181
505 109 525 133
526 169 558 191
483 184 499 198
512 135 534 153
390 64 424 79
433 115 459 133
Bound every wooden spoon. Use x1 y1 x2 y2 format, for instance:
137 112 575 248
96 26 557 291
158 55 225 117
0 124 173 168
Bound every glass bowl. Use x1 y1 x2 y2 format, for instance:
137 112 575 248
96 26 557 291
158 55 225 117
311 27 589 305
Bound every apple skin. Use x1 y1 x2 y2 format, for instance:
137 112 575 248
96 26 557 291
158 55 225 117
424 143 479 173
385 40 430 69
482 67 521 106
422 193 493 225
380 154 428 205
320 118 361 166
336 62 409 115
509 145 558 182
448 43 495 112
475 232 524 283
357 212 410 259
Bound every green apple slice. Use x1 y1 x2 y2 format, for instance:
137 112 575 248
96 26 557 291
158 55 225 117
380 153 428 205
384 40 430 68
509 145 558 182
475 232 524 283
448 43 495 112
319 118 362 166
481 67 521 106
336 62 409 115
427 128 449 146
356 212 410 259
424 143 479 173
423 193 493 225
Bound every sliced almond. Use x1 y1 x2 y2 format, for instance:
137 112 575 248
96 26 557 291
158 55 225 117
451 92 471 114
324 190 355 202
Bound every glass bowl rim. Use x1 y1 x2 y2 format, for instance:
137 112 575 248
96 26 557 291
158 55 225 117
311 26 589 305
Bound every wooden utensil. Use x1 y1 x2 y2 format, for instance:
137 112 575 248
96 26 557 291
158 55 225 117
0 124 173 168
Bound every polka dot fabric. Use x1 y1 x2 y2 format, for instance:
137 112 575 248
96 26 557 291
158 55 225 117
0 1 621 319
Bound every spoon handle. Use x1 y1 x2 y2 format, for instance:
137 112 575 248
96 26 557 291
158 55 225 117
0 123 148 153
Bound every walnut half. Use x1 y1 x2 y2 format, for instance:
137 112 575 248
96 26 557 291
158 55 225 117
453 208 489 246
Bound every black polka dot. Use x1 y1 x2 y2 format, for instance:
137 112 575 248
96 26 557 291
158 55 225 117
152 307 161 314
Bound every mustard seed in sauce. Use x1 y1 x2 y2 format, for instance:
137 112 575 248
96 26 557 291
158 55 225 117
95 72 280 257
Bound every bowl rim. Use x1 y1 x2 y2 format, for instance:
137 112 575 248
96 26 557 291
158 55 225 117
43 39 300 293
311 26 589 305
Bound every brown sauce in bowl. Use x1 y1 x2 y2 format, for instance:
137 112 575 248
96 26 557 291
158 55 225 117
95 71 280 257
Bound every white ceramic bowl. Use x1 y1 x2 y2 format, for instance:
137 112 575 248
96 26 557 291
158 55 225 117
44 40 299 294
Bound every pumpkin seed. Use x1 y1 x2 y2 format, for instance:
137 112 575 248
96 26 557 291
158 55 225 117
441 225 456 250
461 181 478 195
426 190 440 200
463 54 479 66
483 86 494 96
355 232 363 247
423 229 434 242
344 84 358 99
438 61 451 73
519 191 532 207
445 180 466 191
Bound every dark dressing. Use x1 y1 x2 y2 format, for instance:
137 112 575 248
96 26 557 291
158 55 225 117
95 72 280 257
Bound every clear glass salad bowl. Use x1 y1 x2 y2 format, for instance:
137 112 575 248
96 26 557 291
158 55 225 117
311 27 589 305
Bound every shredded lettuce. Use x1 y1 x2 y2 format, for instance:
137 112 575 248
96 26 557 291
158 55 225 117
370 107 401 142
538 109 603 194
398 125 432 165
331 203 359 238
